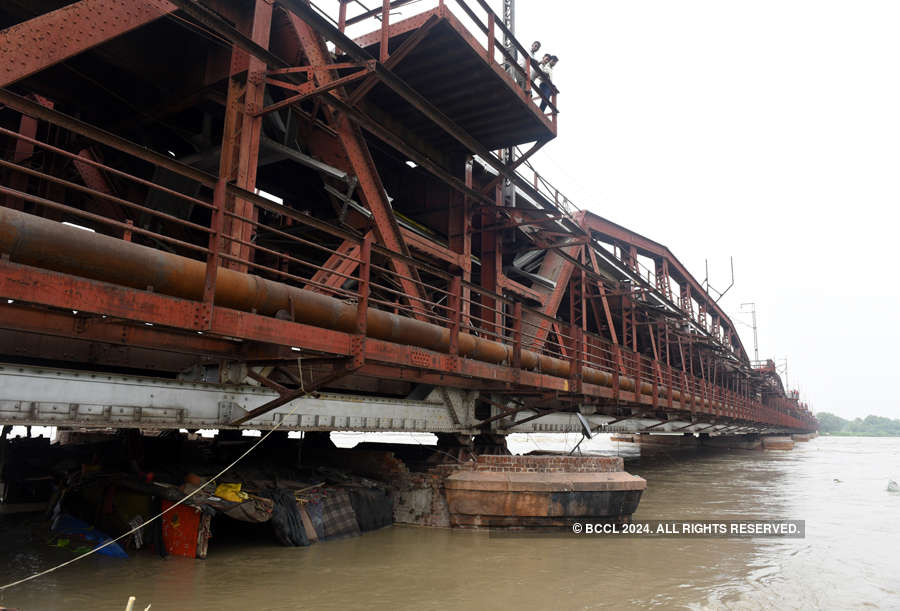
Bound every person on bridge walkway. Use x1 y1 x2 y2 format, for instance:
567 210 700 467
538 54 559 111
516 40 542 89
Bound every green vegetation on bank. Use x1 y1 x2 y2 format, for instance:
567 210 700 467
816 412 900 436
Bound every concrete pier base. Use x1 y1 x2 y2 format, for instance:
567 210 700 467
442 456 646 528
791 433 813 442
762 436 795 450
700 435 762 450
634 433 699 453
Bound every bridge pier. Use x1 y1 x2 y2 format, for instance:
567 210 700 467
633 432 700 452
762 436 795 450
626 432 808 452
699 434 763 450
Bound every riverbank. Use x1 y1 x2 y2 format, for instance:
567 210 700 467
818 432 900 437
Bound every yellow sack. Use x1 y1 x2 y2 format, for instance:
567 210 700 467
214 482 249 503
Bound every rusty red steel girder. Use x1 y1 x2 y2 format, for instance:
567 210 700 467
580 214 748 361
0 206 809 429
282 10 429 320
0 0 814 431
0 0 176 87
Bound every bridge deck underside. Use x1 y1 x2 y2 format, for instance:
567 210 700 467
0 364 783 435
352 10 556 150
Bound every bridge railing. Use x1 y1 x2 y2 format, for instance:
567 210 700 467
512 145 579 220
0 102 815 431
326 0 559 121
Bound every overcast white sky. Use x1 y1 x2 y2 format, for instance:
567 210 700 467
484 0 899 420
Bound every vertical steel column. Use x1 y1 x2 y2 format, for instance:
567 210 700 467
353 231 372 368
448 275 461 359
666 363 674 409
551 89 558 123
525 55 531 95
570 324 583 394
487 13 495 60
626 245 638 275
479 184 502 336
657 321 669 367
586 247 624 374
218 0 272 273
4 113 37 211
633 349 642 404
356 233 372 334
338 1 347 32
656 258 672 302
3 96 55 211
202 179 227 306
449 158 473 326
512 301 522 369
647 322 664 385
621 290 636 353
380 0 390 62
198 178 226 329
234 0 272 271
680 282 692 321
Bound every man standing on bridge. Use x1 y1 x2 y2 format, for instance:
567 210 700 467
538 54 558 111
516 40 541 89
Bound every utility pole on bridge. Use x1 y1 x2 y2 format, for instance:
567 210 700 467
501 0 516 208
741 302 759 362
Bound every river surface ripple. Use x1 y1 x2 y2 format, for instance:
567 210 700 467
1 436 898 610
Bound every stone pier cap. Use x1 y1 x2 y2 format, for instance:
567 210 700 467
445 470 647 493
443 455 646 526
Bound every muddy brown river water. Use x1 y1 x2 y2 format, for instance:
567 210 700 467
1 436 898 610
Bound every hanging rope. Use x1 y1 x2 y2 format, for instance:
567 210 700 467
0 365 309 593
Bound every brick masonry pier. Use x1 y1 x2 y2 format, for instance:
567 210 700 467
392 455 646 528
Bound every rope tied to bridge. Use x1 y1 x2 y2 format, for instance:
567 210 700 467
0 361 310 593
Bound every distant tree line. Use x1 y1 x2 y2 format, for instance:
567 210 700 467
816 412 900 436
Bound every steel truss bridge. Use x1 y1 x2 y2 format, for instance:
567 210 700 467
0 0 815 437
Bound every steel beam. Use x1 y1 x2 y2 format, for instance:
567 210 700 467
284 11 429 320
0 363 457 432
580 212 748 361
1 364 794 435
0 0 176 87
521 242 582 349
217 0 558 217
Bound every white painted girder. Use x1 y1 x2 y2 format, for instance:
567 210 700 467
0 364 457 432
504 412 785 435
0 364 788 435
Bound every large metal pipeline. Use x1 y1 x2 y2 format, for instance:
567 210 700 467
0 208 695 404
